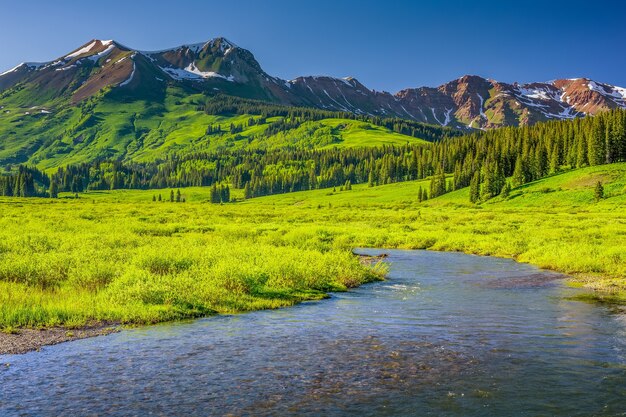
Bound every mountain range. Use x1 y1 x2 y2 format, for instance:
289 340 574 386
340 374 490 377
2 37 625 130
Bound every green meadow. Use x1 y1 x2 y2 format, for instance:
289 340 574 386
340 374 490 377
1 162 625 331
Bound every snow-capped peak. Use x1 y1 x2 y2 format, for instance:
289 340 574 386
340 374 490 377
206 37 237 54
65 41 98 59
64 40 120 60
0 62 45 77
0 63 27 77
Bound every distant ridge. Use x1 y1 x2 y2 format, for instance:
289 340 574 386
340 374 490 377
1 38 625 129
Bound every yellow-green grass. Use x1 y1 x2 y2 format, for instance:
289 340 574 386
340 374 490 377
317 119 428 148
1 163 625 330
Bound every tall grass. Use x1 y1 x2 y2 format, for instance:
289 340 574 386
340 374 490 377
0 163 625 329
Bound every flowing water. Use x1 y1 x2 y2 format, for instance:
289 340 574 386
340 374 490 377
1 250 625 416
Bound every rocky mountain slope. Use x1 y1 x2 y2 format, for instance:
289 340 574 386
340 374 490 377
1 38 625 129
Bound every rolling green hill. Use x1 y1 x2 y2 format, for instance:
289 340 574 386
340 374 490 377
0 87 436 170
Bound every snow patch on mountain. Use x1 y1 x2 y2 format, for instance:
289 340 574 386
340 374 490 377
517 86 560 102
0 63 25 77
86 43 116 62
476 94 487 119
159 62 234 82
119 62 136 87
443 108 453 126
66 41 98 59
55 65 76 72
430 108 442 125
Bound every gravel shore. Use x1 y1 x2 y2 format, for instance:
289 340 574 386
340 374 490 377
0 325 119 355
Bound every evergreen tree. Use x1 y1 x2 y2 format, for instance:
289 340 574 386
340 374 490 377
594 181 604 201
512 157 525 188
49 181 59 199
500 181 511 198
210 184 220 203
588 117 606 165
220 185 231 203
368 169 375 187
469 171 481 203
429 169 447 198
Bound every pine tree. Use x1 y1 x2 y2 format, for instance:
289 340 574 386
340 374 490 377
221 185 231 203
576 130 588 167
481 161 498 200
49 181 58 199
210 184 220 203
469 171 481 203
512 157 525 188
430 169 447 198
594 181 604 201
588 117 606 165
158 194 162 202
549 145 560 174
152 195 156 202
500 181 511 198
170 189 175 202
176 189 181 203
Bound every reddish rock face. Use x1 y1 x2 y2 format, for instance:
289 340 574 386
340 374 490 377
289 75 626 129
553 78 625 114
1 38 625 130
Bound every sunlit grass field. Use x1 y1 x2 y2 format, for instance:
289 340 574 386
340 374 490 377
1 163 625 331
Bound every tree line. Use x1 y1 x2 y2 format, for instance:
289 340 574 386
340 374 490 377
201 94 462 143
1 108 625 202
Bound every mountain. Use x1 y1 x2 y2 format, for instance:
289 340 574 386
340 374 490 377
1 37 625 133
286 75 626 130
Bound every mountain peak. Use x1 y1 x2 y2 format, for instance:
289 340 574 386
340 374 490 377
62 39 128 63
2 38 625 130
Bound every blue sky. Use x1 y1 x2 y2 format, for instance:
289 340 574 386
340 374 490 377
1 0 625 91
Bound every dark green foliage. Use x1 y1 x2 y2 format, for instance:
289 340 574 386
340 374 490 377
595 181 604 201
202 94 462 142
0 166 48 197
49 181 58 199
210 184 230 203
500 181 511 198
429 169 447 199
2 109 626 203
469 171 481 203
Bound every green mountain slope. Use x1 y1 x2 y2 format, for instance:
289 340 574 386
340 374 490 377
0 87 435 170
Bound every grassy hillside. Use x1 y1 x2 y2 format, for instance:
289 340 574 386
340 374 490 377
1 163 625 331
0 87 430 170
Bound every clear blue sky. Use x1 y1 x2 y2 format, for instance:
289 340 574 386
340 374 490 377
1 0 625 92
